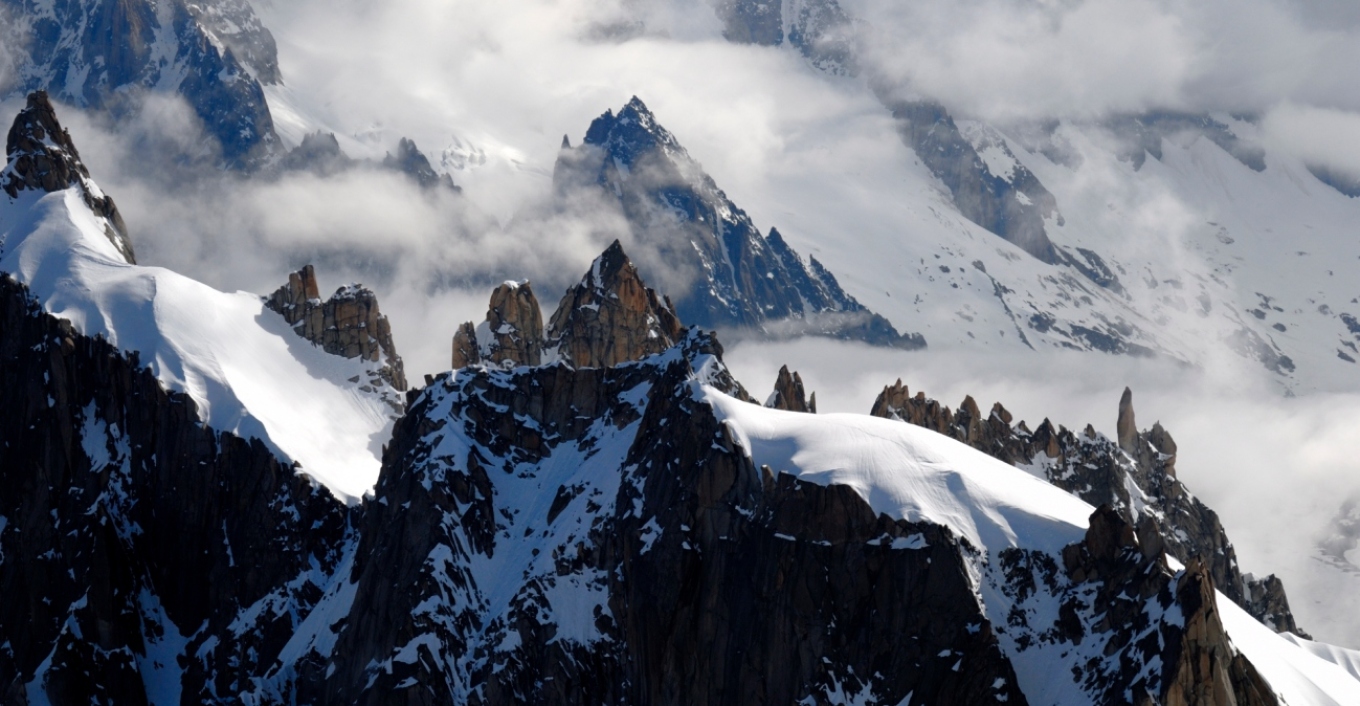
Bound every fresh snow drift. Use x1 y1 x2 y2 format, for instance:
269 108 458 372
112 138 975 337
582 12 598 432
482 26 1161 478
0 187 395 501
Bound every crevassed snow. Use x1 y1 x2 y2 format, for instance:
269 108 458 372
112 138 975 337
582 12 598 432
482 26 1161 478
701 384 1360 703
0 188 393 501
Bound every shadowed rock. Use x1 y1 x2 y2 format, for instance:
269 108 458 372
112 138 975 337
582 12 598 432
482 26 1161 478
2 91 134 263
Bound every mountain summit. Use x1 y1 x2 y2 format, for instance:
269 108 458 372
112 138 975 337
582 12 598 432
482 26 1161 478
555 97 924 349
2 91 134 263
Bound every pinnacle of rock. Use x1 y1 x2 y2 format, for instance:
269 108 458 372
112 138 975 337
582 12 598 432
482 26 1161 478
1116 386 1137 453
451 321 481 369
3 91 134 264
546 240 684 368
265 265 407 392
485 281 544 367
765 364 815 413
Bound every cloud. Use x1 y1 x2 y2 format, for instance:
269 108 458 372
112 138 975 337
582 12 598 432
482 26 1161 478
845 0 1360 121
1262 103 1360 180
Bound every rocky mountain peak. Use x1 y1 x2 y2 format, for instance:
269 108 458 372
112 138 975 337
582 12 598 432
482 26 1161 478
765 364 816 413
582 95 682 167
547 240 684 368
265 265 407 397
3 91 134 263
450 242 683 370
383 137 459 191
484 281 545 367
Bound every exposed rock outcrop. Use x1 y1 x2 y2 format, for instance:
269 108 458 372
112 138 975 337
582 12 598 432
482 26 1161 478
554 97 923 349
546 240 684 368
871 380 1308 637
265 264 408 393
4 0 281 169
451 320 481 369
889 100 1060 263
765 364 816 413
383 137 460 191
2 91 134 263
485 281 545 367
0 276 353 702
309 329 1024 705
1045 506 1280 706
451 242 684 371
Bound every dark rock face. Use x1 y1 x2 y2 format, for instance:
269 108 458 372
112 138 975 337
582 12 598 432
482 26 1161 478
545 240 684 368
889 100 1061 263
383 137 460 191
2 91 133 263
0 275 354 704
265 264 408 395
871 380 1308 637
1000 506 1280 706
554 97 924 349
713 0 855 73
300 329 1026 706
1 0 281 169
765 364 816 413
277 131 355 177
1107 112 1266 173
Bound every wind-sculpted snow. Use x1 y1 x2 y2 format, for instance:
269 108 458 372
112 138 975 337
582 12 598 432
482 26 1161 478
705 390 1093 556
0 185 396 501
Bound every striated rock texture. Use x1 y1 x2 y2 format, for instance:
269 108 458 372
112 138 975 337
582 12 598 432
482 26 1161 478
484 281 545 367
765 364 816 413
871 380 1308 637
546 240 684 368
1 0 281 169
265 264 408 393
0 275 354 703
2 91 134 263
554 97 923 349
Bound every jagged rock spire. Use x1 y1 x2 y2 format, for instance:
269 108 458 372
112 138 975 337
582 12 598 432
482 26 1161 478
265 265 407 394
3 91 134 264
765 365 816 413
1117 386 1137 453
546 240 684 368
486 281 545 367
450 244 684 371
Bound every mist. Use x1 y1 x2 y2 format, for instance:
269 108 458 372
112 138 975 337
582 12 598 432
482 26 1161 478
9 0 1360 647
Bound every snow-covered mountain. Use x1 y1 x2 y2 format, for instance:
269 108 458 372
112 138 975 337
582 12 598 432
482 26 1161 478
4 93 1360 702
0 0 281 168
0 91 403 500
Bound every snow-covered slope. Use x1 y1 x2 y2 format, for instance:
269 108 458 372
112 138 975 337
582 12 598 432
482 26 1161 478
0 149 393 502
705 386 1360 704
